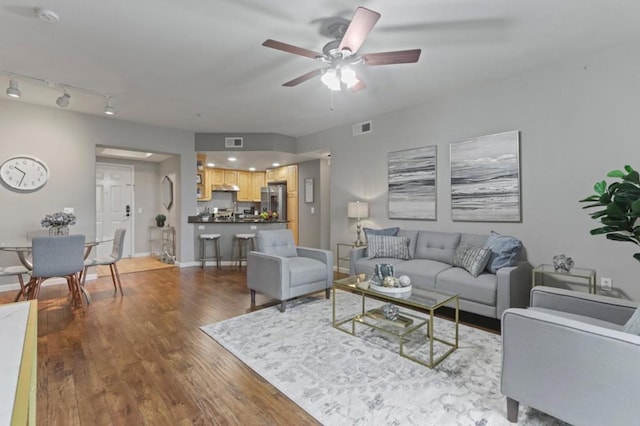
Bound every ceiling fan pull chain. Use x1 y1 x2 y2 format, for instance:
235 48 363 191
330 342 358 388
330 90 334 111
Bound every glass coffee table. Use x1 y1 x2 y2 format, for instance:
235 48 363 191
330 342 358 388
333 274 459 368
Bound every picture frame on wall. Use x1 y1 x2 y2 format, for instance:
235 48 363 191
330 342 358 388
388 145 437 220
450 130 521 222
304 178 314 203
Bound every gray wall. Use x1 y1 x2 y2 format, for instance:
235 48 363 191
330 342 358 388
0 100 196 289
297 160 321 248
298 39 640 301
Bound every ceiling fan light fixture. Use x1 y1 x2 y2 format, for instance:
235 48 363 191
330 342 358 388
6 79 21 98
56 92 70 108
340 65 359 88
321 68 341 91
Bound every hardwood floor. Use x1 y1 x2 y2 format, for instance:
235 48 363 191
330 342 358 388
0 267 319 425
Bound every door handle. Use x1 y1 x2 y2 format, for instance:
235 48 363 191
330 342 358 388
126 205 131 217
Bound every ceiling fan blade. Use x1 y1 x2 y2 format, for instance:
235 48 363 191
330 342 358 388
262 39 322 60
350 80 367 92
282 69 323 87
338 7 381 54
362 49 422 66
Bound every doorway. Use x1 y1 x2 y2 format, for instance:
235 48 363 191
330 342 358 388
95 163 134 258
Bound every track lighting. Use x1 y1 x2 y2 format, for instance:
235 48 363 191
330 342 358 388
2 69 116 115
6 79 21 98
104 97 115 115
56 92 70 108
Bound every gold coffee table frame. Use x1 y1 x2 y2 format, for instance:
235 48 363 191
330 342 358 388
333 275 459 368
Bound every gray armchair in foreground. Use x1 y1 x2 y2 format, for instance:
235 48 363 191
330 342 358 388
501 286 640 425
247 229 333 312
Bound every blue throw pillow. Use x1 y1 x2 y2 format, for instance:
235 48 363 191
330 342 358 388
364 227 400 244
485 231 522 274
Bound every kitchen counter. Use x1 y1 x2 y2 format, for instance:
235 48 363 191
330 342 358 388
190 219 287 264
188 216 287 224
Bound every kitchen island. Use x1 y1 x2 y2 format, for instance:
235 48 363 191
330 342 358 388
188 217 287 265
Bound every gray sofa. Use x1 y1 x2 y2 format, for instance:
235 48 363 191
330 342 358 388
349 230 532 319
501 286 640 424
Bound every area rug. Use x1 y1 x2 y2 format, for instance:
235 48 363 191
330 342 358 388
201 292 562 425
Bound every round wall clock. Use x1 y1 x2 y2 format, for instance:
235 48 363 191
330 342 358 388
0 155 49 192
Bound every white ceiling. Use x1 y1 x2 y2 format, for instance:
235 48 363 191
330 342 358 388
2 0 640 142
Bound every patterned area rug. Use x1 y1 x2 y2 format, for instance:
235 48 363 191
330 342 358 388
201 292 562 425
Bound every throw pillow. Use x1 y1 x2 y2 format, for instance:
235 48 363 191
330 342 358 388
452 242 492 278
367 235 411 260
485 231 522 274
622 307 640 335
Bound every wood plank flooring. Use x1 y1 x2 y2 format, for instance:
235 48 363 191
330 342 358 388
0 266 320 425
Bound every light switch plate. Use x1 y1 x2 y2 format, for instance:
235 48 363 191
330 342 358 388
63 207 74 214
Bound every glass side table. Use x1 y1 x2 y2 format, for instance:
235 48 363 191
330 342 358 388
532 264 597 294
336 242 366 273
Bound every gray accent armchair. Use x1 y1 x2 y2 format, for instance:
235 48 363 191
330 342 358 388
247 229 333 312
501 286 640 425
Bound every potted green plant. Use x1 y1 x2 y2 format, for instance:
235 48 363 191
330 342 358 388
155 214 167 227
580 165 640 262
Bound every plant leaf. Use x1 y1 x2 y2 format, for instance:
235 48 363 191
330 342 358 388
594 180 607 195
624 171 640 185
634 253 640 262
607 169 625 178
579 195 600 203
624 165 635 173
606 233 635 242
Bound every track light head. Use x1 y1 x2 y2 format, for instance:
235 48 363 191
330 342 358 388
6 79 21 98
104 97 115 115
56 92 70 108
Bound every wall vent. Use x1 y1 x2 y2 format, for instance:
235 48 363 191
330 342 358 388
352 121 372 136
225 137 244 148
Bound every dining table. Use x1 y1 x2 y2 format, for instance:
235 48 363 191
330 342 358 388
0 236 112 302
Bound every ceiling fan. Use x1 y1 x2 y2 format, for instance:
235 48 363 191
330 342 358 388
262 6 421 92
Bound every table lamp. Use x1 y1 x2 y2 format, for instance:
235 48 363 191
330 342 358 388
347 201 369 246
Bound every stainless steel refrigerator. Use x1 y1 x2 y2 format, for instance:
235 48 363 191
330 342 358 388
260 185 286 220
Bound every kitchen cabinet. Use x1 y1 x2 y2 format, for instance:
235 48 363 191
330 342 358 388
267 167 286 183
196 153 211 201
287 165 298 193
287 193 298 244
236 171 252 202
223 169 238 185
251 172 265 201
210 168 224 186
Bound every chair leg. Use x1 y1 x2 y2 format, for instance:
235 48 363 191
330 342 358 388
250 289 256 306
325 288 330 299
279 300 286 312
109 264 118 291
506 397 519 423
14 274 26 302
112 262 124 296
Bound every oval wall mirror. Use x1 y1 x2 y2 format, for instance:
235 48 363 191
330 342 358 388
162 176 173 210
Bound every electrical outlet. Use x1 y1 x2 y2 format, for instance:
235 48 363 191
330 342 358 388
600 277 612 290
250 225 257 230
63 207 74 214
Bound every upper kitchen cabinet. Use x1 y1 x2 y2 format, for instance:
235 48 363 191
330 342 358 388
223 169 238 185
236 171 252 202
266 167 286 183
210 168 224 187
286 165 298 194
251 172 265 201
196 153 211 201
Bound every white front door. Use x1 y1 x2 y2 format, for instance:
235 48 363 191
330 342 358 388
96 163 134 258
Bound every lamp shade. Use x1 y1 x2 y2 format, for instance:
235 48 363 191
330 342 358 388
347 201 369 219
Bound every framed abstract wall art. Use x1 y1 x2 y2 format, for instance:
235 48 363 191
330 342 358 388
450 131 521 222
388 145 437 220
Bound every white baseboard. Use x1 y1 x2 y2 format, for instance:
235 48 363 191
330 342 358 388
0 273 99 294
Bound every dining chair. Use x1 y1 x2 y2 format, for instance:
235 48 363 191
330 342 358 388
82 228 126 296
0 265 30 301
31 234 86 309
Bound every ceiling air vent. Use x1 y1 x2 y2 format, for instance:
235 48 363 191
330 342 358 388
352 121 372 136
225 137 244 148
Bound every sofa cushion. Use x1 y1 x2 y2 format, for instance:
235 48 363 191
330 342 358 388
394 259 452 289
622 307 640 335
435 267 497 306
414 231 461 264
452 242 492 278
367 235 411 260
257 230 297 257
398 229 419 259
485 231 522 273
288 257 327 287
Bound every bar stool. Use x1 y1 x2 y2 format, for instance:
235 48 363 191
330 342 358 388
232 233 256 269
199 233 222 269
